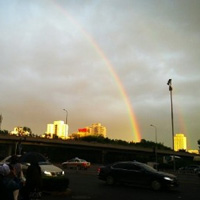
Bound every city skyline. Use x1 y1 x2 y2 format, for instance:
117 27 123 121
0 0 200 149
4 119 199 151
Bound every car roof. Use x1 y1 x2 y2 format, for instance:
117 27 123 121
113 161 141 165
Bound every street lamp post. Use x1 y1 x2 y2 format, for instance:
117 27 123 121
63 109 68 125
0 114 3 130
167 79 176 171
167 79 175 151
150 124 158 169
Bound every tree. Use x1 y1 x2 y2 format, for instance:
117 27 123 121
23 127 32 134
72 136 170 150
198 140 200 150
0 130 9 135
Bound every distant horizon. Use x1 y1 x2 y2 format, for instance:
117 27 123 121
2 121 199 151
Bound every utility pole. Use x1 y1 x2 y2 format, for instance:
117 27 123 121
63 109 68 124
0 114 3 130
150 124 158 169
167 79 176 171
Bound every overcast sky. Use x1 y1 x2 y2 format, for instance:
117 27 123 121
0 0 200 149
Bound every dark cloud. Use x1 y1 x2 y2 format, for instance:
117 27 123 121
0 0 200 149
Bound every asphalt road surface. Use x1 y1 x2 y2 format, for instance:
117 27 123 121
43 165 200 200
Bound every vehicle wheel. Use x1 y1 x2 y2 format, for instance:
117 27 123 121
106 176 115 185
151 180 161 191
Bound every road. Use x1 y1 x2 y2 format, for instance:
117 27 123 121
43 165 200 200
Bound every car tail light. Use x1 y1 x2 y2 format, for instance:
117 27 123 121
97 168 101 174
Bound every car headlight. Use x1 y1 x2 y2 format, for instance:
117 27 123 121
62 171 65 175
164 177 173 181
44 171 52 176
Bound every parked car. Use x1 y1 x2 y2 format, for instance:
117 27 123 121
0 155 21 165
62 157 91 170
178 165 200 174
98 161 179 191
0 154 65 177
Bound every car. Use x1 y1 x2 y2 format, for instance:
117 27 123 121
31 161 65 177
0 155 21 164
62 157 91 170
98 161 179 191
0 155 65 177
178 165 200 174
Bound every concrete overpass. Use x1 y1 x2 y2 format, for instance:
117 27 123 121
0 134 198 165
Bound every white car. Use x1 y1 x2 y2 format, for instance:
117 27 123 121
36 161 65 177
62 157 91 170
0 155 64 177
0 155 21 165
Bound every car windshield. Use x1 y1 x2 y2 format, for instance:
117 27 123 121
79 159 86 162
38 161 51 165
20 161 51 165
69 158 87 162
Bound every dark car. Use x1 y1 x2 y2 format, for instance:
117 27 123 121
178 165 200 174
98 161 179 191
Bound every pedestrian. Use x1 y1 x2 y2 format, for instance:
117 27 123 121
21 158 42 200
10 155 26 187
1 163 20 200
0 164 9 199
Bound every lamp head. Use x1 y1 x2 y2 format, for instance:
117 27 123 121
167 79 172 85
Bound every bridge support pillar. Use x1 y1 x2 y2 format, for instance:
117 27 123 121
102 150 107 164
5 144 13 156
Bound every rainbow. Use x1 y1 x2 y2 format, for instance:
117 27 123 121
52 1 141 142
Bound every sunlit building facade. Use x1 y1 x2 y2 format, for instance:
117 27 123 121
90 123 106 137
188 149 199 154
71 123 106 138
45 120 69 139
174 133 187 151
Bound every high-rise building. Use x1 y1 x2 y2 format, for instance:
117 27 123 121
174 133 187 151
71 123 106 138
45 120 69 139
90 123 106 137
